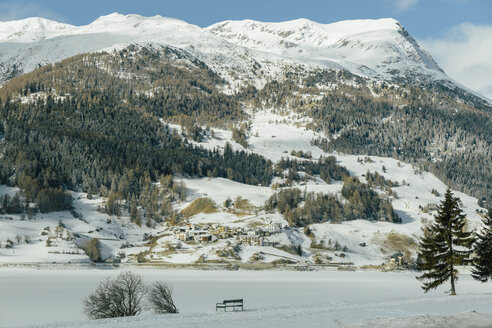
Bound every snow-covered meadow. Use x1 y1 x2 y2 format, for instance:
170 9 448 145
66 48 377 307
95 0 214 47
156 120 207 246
1 268 491 328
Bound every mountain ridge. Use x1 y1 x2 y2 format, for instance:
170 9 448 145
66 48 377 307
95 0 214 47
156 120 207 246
207 16 445 82
0 12 461 93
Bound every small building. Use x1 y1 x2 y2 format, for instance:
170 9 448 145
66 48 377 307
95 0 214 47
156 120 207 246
238 234 262 246
195 234 216 243
257 229 271 237
218 232 231 239
267 223 282 234
105 257 122 264
424 203 438 212
174 226 189 234
177 232 191 241
389 251 405 266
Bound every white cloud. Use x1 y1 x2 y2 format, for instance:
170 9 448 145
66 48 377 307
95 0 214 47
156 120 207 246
0 2 66 22
420 23 492 100
393 0 419 12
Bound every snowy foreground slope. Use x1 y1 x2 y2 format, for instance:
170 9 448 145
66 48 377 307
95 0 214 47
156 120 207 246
1 269 491 328
19 311 492 328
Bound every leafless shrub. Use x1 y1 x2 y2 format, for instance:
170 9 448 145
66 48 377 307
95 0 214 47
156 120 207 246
83 271 147 319
148 281 179 314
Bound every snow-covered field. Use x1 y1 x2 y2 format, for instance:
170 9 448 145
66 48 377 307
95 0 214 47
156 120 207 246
1 268 491 328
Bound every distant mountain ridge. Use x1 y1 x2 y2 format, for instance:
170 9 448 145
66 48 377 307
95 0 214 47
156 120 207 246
207 17 444 80
0 12 462 91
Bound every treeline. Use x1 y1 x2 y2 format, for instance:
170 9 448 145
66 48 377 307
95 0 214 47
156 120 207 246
275 156 350 184
0 184 72 215
265 177 399 227
341 177 399 223
0 193 24 214
365 171 398 190
1 45 244 128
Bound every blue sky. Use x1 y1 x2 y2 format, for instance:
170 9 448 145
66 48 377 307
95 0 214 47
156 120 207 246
0 0 491 98
0 0 489 38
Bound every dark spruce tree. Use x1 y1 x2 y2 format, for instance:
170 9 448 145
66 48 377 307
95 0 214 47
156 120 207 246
416 188 474 295
471 209 492 283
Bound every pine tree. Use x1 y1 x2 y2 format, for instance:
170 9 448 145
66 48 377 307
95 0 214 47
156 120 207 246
129 197 138 224
471 209 492 282
416 188 474 295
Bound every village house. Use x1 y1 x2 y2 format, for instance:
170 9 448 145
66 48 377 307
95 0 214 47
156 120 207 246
176 231 191 241
238 234 262 246
195 234 216 243
424 203 438 212
266 223 282 234
256 229 271 237
247 230 256 236
388 251 405 266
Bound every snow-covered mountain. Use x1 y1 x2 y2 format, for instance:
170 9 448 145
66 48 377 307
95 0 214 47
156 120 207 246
0 13 489 268
1 13 491 328
0 13 269 87
0 13 449 87
207 18 444 80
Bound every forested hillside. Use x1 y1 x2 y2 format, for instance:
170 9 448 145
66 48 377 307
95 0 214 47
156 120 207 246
0 42 490 228
245 74 492 206
0 46 273 224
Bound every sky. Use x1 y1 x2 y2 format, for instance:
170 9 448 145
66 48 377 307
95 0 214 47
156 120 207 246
0 0 491 99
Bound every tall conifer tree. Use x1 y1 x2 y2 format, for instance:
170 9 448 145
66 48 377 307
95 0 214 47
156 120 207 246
472 209 492 282
416 189 474 295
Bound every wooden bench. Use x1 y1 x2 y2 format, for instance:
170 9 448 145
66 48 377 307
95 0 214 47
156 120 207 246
216 299 244 311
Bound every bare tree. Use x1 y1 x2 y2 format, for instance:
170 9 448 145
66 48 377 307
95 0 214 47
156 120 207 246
83 271 147 319
148 281 179 314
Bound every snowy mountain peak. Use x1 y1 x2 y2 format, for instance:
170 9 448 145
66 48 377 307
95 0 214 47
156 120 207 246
211 17 402 36
84 12 201 35
207 17 404 49
0 17 73 42
207 17 443 79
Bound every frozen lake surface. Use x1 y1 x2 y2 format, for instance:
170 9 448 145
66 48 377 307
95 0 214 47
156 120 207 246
1 268 492 327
